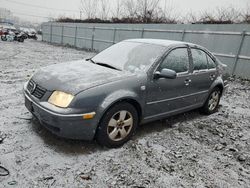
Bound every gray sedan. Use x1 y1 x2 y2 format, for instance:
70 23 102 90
24 39 228 147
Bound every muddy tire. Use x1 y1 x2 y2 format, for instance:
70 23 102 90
201 87 221 115
96 102 138 148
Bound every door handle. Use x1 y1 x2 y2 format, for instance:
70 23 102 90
184 79 192 86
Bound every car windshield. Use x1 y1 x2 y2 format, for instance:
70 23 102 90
91 41 166 73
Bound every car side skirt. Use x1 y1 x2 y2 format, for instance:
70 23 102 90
141 102 203 124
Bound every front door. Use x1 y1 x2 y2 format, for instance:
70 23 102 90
145 47 193 119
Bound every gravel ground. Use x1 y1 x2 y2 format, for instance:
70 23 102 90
0 39 250 188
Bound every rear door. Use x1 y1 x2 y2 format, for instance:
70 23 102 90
188 48 217 105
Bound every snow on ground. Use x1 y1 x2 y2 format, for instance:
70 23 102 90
0 39 250 187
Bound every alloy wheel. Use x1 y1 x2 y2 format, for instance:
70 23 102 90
208 90 220 111
107 110 133 141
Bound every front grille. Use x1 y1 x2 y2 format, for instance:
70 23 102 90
33 85 46 99
27 79 35 93
27 80 47 99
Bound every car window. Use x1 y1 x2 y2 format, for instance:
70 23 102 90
207 55 216 69
159 48 189 73
192 48 208 71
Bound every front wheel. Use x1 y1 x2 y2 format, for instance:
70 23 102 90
96 102 138 148
201 87 221 114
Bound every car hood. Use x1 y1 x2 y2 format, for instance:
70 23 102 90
32 60 133 95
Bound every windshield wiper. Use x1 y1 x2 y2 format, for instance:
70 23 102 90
95 62 121 71
86 58 96 64
86 58 121 71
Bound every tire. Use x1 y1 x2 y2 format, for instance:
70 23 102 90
1 36 7 41
96 102 139 148
201 87 221 115
18 38 24 42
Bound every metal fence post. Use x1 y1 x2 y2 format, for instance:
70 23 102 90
141 28 145 38
113 28 117 44
91 27 95 51
181 29 186 41
50 24 52 43
61 25 64 44
232 30 246 75
74 26 78 47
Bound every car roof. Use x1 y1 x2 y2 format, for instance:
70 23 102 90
124 38 198 48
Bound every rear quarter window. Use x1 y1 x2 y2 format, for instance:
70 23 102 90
207 55 216 69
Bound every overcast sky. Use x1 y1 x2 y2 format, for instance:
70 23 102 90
1 0 249 23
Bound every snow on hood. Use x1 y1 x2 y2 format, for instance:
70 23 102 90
32 60 132 95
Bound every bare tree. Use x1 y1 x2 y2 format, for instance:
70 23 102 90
99 0 110 20
241 4 250 23
124 0 139 18
138 0 160 22
199 6 243 24
123 0 161 22
76 0 249 24
158 0 179 23
215 7 241 23
184 11 199 24
112 0 124 18
199 10 216 23
80 0 98 19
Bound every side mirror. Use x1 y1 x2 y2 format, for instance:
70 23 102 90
154 68 177 79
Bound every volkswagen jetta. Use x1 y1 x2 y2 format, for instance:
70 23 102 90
24 39 228 147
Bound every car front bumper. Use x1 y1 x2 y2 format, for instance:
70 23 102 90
24 91 98 140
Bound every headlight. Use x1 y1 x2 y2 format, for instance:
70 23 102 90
48 91 74 108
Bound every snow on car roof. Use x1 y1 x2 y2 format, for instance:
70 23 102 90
125 38 196 47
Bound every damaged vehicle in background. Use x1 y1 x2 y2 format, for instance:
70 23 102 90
20 27 38 40
24 39 228 148
1 28 26 42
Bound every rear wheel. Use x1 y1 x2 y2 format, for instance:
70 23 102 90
96 102 138 148
201 87 221 114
